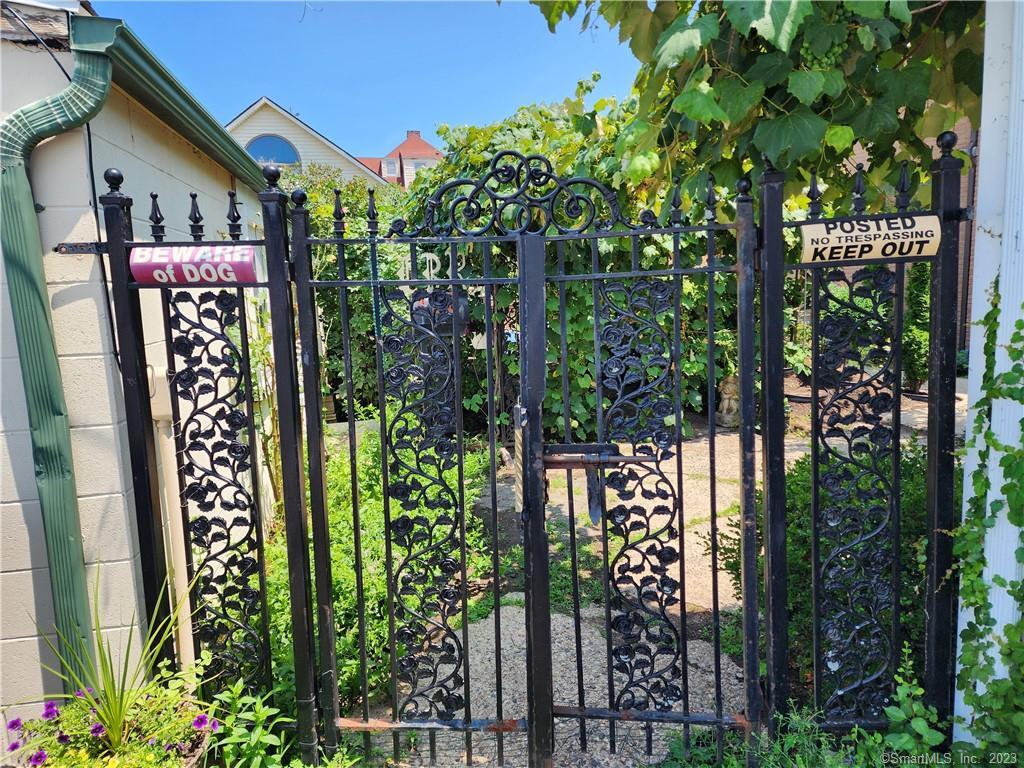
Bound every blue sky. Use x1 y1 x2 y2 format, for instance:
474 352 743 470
97 1 639 157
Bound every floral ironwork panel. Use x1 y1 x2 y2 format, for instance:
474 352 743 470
599 278 685 713
168 289 268 686
814 267 899 720
378 287 467 722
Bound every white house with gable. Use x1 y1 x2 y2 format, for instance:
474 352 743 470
226 96 387 185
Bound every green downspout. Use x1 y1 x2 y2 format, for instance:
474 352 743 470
0 46 112 680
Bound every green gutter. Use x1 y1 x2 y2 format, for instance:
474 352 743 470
73 16 265 194
0 49 112 681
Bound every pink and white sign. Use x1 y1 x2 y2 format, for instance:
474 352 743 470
129 245 258 284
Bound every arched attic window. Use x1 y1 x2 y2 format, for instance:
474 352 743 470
245 134 300 165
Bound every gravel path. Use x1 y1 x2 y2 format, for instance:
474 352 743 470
383 600 743 767
372 428 781 767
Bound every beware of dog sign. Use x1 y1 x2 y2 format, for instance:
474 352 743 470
800 215 941 263
129 245 258 284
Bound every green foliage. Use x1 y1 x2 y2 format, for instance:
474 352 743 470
27 578 202 757
851 644 945 760
533 0 983 202
5 607 210 767
265 424 491 715
902 261 931 392
902 326 930 392
407 79 741 437
716 441 956 684
660 709 852 767
206 680 293 768
951 281 1024 753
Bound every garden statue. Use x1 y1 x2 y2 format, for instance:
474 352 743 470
716 375 741 428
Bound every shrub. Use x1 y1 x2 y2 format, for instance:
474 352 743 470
716 441 959 688
902 262 931 393
265 424 491 715
902 326 930 393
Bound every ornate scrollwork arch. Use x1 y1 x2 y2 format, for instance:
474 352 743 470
388 151 653 237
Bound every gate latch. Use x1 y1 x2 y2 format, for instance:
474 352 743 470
541 443 658 469
542 444 657 525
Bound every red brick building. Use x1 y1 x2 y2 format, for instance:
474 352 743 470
359 130 443 189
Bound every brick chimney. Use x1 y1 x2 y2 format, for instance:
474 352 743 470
407 130 420 138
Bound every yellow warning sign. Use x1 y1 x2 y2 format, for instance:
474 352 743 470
800 215 941 263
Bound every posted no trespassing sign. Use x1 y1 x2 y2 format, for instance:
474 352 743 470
800 215 941 263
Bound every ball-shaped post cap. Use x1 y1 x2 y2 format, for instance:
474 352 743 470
736 177 752 195
937 131 957 155
262 164 281 188
290 188 308 207
104 168 123 192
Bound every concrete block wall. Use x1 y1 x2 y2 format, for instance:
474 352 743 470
1 36 262 740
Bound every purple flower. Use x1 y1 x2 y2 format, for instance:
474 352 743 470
41 701 59 720
28 750 47 766
191 714 209 730
56 733 69 745
73 687 94 698
210 719 220 732
7 741 20 752
89 723 105 738
6 718 22 732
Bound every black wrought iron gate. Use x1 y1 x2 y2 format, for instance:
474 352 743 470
93 135 963 767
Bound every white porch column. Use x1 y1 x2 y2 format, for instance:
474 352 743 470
953 0 1024 741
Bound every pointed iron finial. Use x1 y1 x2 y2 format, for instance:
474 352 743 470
669 180 682 225
762 154 777 174
188 192 204 241
705 173 717 223
937 131 957 157
332 189 346 237
226 191 242 240
366 188 378 236
148 193 165 242
104 168 124 193
262 164 281 189
808 171 822 219
895 161 911 212
852 163 866 214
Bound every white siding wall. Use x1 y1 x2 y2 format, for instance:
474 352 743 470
1 40 264 737
229 103 381 183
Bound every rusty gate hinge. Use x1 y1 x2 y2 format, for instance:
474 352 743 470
53 241 104 255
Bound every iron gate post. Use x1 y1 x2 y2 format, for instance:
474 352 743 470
99 170 173 666
290 190 341 755
260 167 320 763
517 232 555 767
757 166 789 725
924 132 963 725
736 179 764 757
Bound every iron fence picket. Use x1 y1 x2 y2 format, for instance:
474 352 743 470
291 191 341 755
924 133 965 729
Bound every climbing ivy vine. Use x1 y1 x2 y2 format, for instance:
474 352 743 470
533 0 983 205
952 281 1024 752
